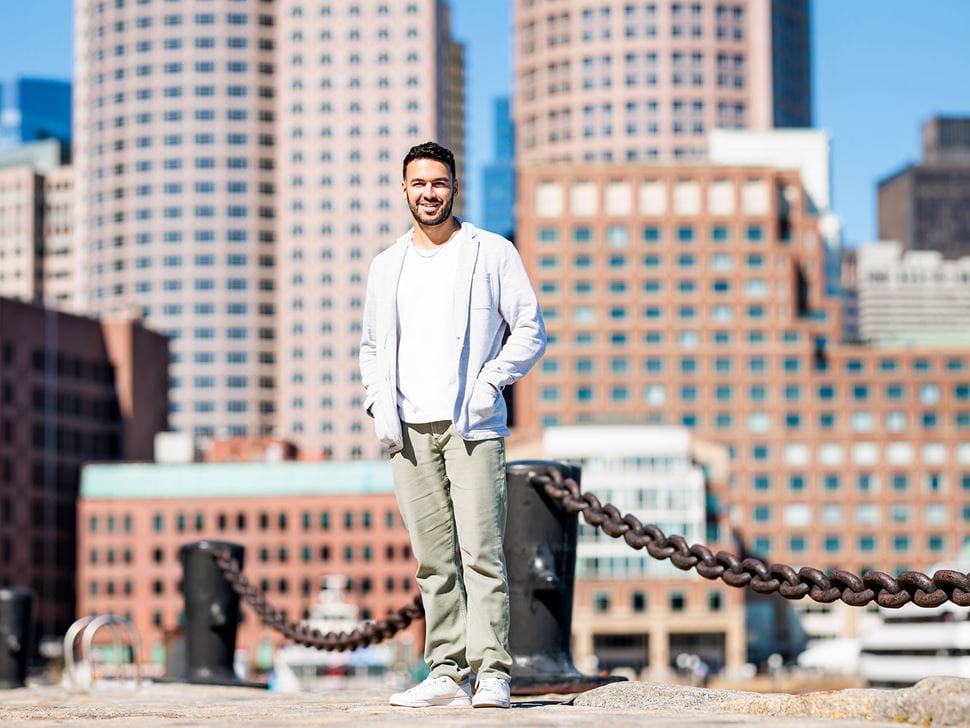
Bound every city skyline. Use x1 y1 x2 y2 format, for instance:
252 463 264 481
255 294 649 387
2 2 970 243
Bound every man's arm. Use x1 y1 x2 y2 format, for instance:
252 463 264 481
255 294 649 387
359 256 381 417
477 242 546 392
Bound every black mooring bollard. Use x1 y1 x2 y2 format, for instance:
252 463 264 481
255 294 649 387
0 587 34 689
179 540 257 686
505 461 625 695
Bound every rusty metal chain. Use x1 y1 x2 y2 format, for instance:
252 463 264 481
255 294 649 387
212 548 424 650
531 466 970 609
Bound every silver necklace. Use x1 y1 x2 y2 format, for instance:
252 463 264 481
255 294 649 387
412 241 447 258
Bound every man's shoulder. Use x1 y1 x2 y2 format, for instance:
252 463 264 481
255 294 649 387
467 223 516 257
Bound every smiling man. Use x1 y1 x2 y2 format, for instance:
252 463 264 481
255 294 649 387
359 142 546 708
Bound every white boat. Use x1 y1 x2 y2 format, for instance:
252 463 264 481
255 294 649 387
858 554 970 687
271 576 407 692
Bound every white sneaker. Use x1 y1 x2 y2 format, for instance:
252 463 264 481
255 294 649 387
388 675 472 707
472 677 510 709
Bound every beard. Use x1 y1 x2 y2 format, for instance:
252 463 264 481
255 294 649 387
407 194 454 226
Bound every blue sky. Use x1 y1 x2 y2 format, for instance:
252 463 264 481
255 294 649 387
2 0 968 245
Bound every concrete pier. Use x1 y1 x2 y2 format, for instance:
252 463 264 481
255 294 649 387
0 677 968 727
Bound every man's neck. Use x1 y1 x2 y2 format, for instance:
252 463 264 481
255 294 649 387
412 216 461 251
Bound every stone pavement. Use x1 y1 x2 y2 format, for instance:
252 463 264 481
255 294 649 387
0 677 967 727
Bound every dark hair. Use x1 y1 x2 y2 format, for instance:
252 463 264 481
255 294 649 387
402 141 456 180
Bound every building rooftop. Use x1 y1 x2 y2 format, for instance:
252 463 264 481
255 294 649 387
80 461 395 500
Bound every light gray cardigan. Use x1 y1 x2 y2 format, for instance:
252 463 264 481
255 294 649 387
359 221 546 454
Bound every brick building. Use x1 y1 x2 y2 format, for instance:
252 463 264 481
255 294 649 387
513 163 970 641
77 461 420 669
0 297 167 638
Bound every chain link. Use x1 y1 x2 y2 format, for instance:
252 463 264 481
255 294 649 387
210 464 969 650
212 548 424 651
531 466 970 609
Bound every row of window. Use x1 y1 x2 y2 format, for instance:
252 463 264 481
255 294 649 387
591 588 724 615
751 533 965 555
94 230 268 246
93 280 274 298
538 224 762 244
540 409 970 433
94 109 257 128
749 472 969 494
88 508 399 534
89 542 412 567
92 13 271 30
751 502 970 525
88 574 413 603
88 36 270 57
540 367 968 401
169 400 273 414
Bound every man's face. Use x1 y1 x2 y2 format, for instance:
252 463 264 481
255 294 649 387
402 158 457 226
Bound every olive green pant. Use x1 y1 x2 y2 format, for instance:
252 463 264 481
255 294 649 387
390 420 511 684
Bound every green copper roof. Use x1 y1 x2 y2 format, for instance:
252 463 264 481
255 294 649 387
80 461 395 500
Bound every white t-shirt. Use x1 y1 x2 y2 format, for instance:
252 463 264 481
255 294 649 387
395 229 462 422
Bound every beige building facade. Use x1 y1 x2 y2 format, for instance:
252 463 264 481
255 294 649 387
514 0 810 166
74 0 464 455
274 0 464 459
0 140 77 309
75 0 282 441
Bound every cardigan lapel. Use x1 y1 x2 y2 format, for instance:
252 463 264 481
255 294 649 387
380 234 410 351
452 222 481 343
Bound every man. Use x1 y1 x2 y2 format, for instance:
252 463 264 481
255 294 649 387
359 142 545 708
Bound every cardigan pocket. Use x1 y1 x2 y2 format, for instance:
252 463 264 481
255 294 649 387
470 274 493 309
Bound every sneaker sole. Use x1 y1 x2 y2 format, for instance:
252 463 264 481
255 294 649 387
472 701 510 709
389 696 471 708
